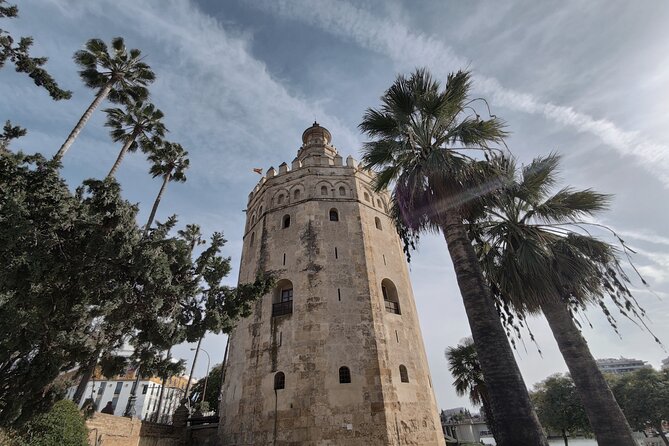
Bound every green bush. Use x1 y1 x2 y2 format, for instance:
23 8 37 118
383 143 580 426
22 400 88 446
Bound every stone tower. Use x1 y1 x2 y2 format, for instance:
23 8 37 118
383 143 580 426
219 123 445 445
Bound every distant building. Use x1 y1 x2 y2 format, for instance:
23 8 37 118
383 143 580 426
596 357 652 375
440 408 492 444
66 370 192 422
662 357 669 371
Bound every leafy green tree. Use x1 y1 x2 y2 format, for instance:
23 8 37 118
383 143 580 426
0 120 26 151
0 152 272 426
54 37 155 161
104 101 167 178
190 363 223 413
20 400 88 446
144 141 189 233
471 154 641 446
608 369 669 446
445 338 497 441
360 68 548 446
0 1 71 100
531 374 590 446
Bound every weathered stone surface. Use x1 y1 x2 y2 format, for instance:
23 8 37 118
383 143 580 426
219 123 445 445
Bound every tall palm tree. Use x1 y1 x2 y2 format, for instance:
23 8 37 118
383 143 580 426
54 37 155 162
104 101 167 179
445 338 497 440
360 68 548 446
472 154 638 446
144 142 189 235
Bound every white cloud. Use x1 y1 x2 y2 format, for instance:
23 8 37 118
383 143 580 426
256 0 669 188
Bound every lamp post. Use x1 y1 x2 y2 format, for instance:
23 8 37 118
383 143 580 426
191 347 211 408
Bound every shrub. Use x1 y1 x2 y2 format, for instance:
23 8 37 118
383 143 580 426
22 400 88 446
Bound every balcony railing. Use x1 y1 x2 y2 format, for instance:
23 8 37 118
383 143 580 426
272 300 293 317
384 300 400 315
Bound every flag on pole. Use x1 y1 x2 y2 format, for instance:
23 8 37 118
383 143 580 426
252 168 263 175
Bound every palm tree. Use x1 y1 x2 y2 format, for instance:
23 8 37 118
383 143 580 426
445 338 497 440
472 154 638 446
144 142 189 235
54 37 155 162
360 68 548 446
104 101 167 178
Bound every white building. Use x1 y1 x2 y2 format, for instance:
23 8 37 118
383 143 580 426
66 375 190 422
596 357 652 375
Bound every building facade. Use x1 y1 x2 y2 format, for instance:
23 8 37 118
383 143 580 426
66 373 190 422
596 357 652 375
218 123 445 445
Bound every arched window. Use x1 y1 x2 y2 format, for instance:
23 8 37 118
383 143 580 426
277 194 285 205
274 372 285 390
294 189 301 200
377 199 382 208
321 185 328 196
339 366 351 384
339 186 346 196
259 205 264 215
364 192 370 202
272 279 293 317
329 208 339 222
399 365 409 383
249 232 255 247
282 214 291 229
381 278 401 314
375 217 382 230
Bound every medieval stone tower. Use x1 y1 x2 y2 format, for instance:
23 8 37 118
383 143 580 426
218 123 445 445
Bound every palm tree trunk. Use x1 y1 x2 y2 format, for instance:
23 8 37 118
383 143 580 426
107 128 140 179
144 171 171 235
441 212 548 446
54 82 113 162
541 297 636 446
562 428 568 446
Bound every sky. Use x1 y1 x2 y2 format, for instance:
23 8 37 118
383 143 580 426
2 0 668 411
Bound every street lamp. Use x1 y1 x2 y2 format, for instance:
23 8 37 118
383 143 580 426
191 347 211 408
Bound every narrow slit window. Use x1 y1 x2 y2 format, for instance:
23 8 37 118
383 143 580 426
335 247 338 259
282 214 291 229
383 255 386 266
375 217 382 230
249 232 255 247
337 288 341 301
283 253 286 266
274 372 285 390
339 366 351 384
399 365 409 383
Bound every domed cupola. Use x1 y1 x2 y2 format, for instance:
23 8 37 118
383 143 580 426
297 122 337 163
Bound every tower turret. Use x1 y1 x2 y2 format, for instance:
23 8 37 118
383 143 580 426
219 124 444 445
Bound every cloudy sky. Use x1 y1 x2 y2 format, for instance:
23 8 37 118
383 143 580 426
2 0 668 411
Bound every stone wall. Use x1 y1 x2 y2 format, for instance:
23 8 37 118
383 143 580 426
86 413 179 446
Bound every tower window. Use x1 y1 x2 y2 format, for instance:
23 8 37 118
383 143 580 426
249 232 255 247
377 199 382 208
399 365 409 383
272 279 294 317
381 278 401 315
259 206 263 215
339 366 351 384
364 192 370 202
329 208 339 221
294 189 301 200
339 186 346 196
375 217 382 230
282 215 291 229
274 372 285 390
321 185 328 196
277 194 285 205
